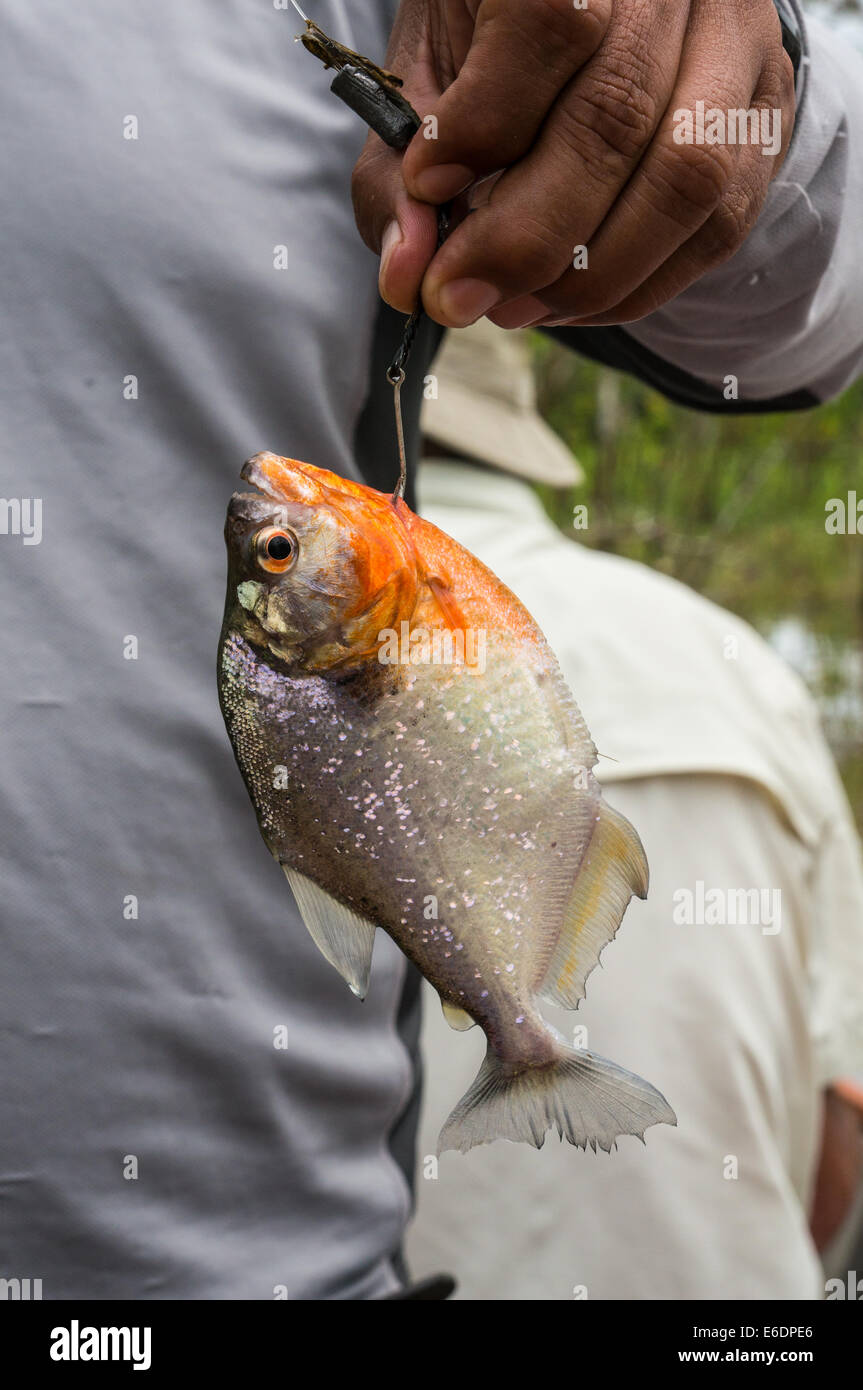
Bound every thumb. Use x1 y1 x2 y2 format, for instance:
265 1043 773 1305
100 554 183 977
352 133 440 315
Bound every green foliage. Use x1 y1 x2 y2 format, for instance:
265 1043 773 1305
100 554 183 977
531 335 863 829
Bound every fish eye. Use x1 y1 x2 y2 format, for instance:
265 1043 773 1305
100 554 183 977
255 526 298 574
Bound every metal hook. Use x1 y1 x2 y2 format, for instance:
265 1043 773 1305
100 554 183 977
387 366 407 502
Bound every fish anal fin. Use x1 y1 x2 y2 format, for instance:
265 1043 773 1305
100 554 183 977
441 997 477 1031
539 801 648 1011
282 866 376 999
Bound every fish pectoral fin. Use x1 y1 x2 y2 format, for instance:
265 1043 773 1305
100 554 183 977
282 866 376 1000
539 800 649 1012
425 575 468 632
440 997 477 1031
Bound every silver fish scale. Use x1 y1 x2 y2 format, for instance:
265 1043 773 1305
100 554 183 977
219 629 601 1058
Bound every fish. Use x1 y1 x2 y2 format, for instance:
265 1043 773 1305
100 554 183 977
218 451 677 1155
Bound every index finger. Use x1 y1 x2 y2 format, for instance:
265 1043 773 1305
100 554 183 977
402 0 613 205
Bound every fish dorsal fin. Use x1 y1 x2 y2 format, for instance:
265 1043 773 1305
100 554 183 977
441 997 477 1031
282 866 376 999
539 801 648 1011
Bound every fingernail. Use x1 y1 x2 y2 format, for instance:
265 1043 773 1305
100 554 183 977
379 219 402 288
411 163 474 203
436 278 500 328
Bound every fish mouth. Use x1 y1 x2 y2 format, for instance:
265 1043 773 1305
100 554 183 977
240 452 286 497
241 451 324 505
227 453 321 532
225 489 279 531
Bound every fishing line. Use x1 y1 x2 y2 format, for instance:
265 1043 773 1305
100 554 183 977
290 0 451 500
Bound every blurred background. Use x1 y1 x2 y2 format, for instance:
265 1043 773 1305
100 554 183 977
814 0 863 43
530 331 863 833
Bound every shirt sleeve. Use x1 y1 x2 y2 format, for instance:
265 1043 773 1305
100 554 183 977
547 4 863 412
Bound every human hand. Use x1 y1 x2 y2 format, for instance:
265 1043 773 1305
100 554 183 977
352 0 795 329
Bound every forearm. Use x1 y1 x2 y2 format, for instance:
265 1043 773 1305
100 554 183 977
810 1087 863 1252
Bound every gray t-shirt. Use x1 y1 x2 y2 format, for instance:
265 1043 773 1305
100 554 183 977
0 0 415 1301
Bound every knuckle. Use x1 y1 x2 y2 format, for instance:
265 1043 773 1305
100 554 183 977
567 66 658 164
701 180 763 261
646 142 735 225
760 49 795 119
703 205 748 263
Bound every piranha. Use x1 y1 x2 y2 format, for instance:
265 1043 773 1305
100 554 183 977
218 452 676 1155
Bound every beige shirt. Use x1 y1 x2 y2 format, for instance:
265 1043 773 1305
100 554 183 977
405 460 863 1301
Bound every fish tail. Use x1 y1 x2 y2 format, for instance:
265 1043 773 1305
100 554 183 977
437 1038 676 1156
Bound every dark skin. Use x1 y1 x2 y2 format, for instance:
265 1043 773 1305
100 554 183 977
811 1088 863 1253
353 0 796 330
